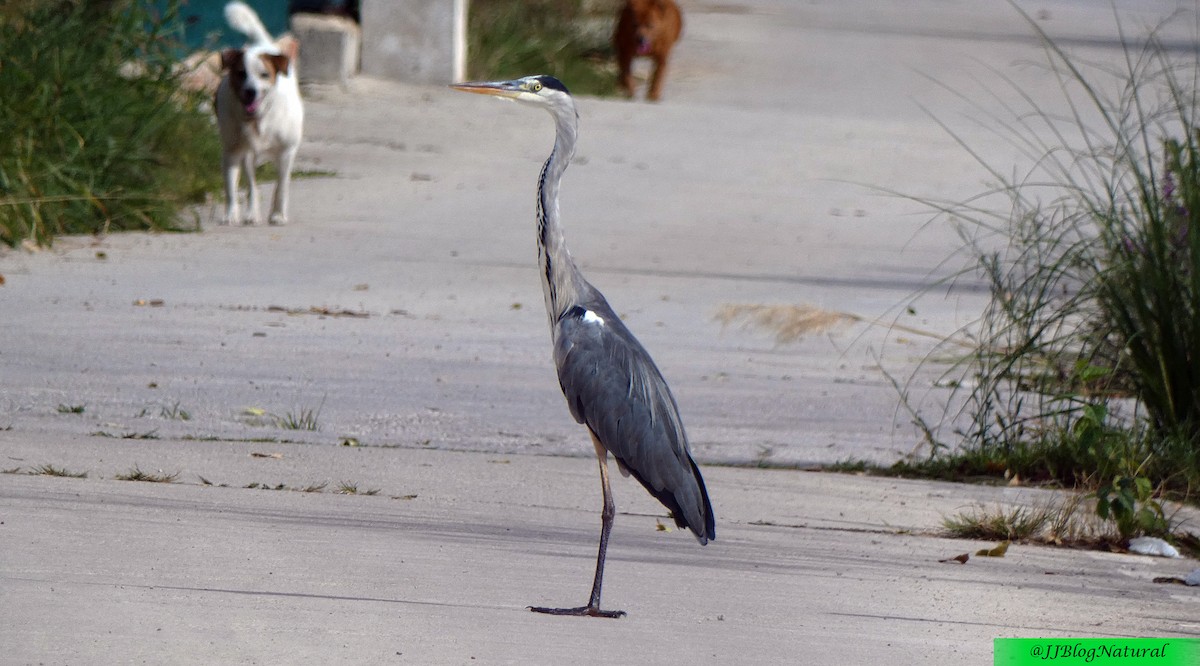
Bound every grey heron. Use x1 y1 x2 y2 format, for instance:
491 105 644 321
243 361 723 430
451 75 715 619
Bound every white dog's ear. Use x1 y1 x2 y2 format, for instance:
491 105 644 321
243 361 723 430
220 48 243 71
277 35 300 63
265 53 291 77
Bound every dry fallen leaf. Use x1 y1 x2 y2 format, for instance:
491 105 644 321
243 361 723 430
250 452 282 459
939 553 970 564
976 541 1010 557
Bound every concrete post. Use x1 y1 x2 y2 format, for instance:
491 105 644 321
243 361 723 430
360 0 467 85
291 13 361 86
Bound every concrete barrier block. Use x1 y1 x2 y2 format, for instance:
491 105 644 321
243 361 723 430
360 0 466 85
291 13 361 86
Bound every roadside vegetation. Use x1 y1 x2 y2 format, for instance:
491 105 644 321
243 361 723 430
467 0 621 97
0 0 221 247
115 465 180 483
868 8 1200 552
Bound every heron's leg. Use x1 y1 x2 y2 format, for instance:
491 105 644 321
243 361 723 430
585 435 620 610
528 436 626 619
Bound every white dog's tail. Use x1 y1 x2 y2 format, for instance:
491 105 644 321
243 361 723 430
225 1 273 46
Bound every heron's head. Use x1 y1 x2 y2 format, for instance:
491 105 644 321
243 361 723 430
451 75 573 112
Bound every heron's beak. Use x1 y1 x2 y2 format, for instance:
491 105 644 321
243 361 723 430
450 80 523 99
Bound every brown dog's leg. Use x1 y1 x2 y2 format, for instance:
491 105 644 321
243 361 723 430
614 5 636 98
616 49 635 98
647 55 669 102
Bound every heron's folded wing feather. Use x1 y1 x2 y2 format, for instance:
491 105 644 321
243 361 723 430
553 305 712 541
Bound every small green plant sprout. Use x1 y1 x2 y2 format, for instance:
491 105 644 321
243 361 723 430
944 493 1111 548
273 398 324 432
1095 476 1170 541
30 464 87 478
57 404 85 414
943 504 1053 542
115 466 179 483
274 408 320 431
336 481 380 496
159 401 191 421
91 430 160 440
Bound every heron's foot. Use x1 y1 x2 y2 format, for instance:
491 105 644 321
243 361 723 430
528 604 626 619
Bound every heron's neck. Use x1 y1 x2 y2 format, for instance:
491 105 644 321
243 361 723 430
537 107 587 327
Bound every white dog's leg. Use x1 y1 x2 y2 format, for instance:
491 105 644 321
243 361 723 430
269 146 297 226
243 153 261 225
222 152 241 226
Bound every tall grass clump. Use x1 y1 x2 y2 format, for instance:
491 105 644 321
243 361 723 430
0 0 221 247
910 7 1200 535
468 0 620 96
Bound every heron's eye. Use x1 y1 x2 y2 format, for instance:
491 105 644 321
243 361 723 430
532 81 543 92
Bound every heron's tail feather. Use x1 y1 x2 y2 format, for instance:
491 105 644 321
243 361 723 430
624 454 715 545
689 457 716 544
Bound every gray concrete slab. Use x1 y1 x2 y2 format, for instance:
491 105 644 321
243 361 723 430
360 0 465 84
2 433 1197 664
1 0 1198 662
292 12 360 86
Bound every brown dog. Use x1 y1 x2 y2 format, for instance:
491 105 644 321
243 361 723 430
614 0 683 102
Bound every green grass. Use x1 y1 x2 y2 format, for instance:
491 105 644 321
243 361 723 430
92 430 160 440
115 465 179 483
242 480 330 493
159 401 191 421
336 481 380 496
57 404 86 414
894 5 1200 530
29 464 88 478
0 0 222 247
468 0 621 97
273 403 323 432
251 163 336 183
943 503 1061 542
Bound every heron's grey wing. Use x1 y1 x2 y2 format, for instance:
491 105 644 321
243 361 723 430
553 304 714 543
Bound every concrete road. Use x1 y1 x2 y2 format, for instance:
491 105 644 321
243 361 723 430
1 436 1197 663
2 0 1198 663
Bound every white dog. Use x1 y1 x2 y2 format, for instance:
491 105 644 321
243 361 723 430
216 1 303 225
